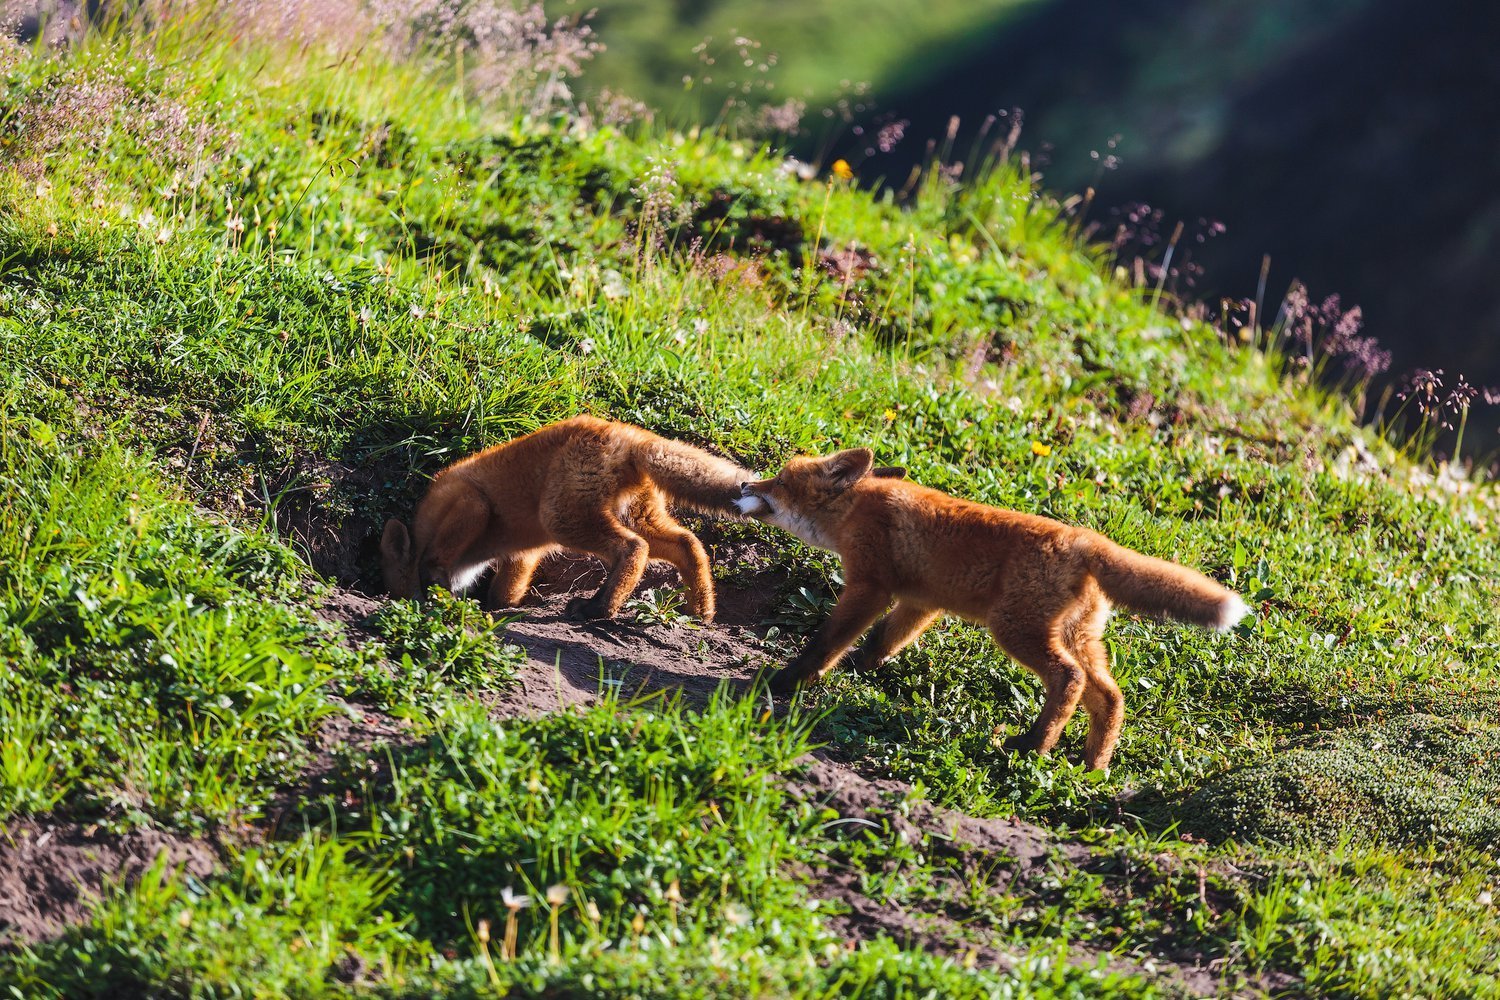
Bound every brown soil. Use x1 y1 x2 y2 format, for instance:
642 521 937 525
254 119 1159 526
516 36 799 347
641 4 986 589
0 821 218 946
491 570 779 718
789 754 1072 969
264 454 401 593
311 550 783 720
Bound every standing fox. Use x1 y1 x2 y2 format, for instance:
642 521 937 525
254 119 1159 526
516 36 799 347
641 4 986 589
736 448 1248 771
381 416 750 622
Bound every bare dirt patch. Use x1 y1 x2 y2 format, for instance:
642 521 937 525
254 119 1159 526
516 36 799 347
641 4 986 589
492 573 778 718
317 584 385 639
312 545 785 720
0 821 218 946
790 754 1074 969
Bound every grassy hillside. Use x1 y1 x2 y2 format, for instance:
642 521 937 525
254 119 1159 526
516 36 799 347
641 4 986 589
1 7 1498 997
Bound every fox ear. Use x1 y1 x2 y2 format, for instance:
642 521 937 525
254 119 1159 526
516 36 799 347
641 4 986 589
825 448 875 488
871 466 907 479
381 519 411 564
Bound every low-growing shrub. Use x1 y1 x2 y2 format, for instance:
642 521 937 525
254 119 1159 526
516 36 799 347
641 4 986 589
1182 714 1500 850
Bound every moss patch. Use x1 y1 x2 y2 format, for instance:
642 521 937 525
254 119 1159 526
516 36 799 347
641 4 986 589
1183 714 1500 851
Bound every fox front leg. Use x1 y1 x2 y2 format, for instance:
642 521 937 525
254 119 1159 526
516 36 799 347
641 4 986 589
770 585 891 696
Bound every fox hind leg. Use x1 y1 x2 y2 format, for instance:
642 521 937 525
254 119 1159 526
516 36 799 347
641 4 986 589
847 600 941 675
1068 593 1123 771
1077 641 1124 771
640 528 715 622
989 613 1087 759
634 494 717 622
1044 589 1125 771
552 517 650 620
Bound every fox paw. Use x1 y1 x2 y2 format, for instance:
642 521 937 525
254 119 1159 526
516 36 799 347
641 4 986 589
767 667 812 698
565 595 613 621
1002 734 1042 755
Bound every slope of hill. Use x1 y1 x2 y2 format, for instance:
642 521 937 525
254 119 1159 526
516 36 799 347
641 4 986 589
1 8 1498 996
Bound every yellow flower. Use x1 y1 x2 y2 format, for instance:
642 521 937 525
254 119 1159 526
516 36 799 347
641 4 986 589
1031 441 1052 457
831 158 854 181
883 408 897 422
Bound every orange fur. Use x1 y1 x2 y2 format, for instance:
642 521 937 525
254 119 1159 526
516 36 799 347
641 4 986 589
381 417 749 622
738 449 1247 770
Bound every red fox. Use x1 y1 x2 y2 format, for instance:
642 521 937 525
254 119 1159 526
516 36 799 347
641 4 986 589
736 448 1247 770
381 416 750 622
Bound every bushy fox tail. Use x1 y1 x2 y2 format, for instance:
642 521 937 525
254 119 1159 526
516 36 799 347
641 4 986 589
634 436 753 516
1082 537 1248 631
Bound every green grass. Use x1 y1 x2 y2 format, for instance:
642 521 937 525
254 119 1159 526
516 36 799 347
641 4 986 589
1 10 1498 996
3 695 1153 998
1182 713 1500 851
0 422 339 830
352 592 528 717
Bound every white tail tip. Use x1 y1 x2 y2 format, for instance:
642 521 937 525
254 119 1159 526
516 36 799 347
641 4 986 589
734 495 768 516
1216 594 1250 631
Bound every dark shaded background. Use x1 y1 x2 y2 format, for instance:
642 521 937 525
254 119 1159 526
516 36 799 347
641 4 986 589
855 0 1500 395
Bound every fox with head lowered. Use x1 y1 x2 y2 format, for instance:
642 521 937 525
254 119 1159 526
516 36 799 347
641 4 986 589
381 416 751 622
737 448 1247 771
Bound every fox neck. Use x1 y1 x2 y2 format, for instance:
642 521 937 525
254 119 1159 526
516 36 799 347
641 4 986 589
764 507 836 551
763 491 852 552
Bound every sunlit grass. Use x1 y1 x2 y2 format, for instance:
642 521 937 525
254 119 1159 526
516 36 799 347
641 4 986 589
1 7 1497 996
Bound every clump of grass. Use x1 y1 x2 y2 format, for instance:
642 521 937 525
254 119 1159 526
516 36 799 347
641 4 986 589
329 692 816 949
1181 714 1500 851
1248 850 1500 996
0 835 412 998
350 589 526 714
